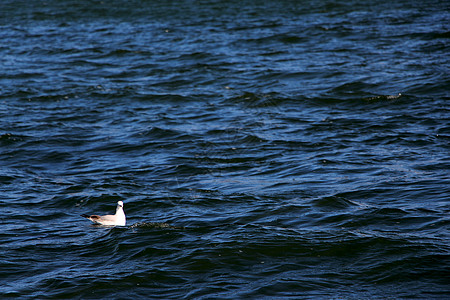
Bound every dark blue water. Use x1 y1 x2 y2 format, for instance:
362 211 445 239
1 0 449 298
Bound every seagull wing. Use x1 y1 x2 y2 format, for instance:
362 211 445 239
81 214 117 225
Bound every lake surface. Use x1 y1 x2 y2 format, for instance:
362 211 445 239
1 0 449 298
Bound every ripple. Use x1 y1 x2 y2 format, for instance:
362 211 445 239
1 0 449 298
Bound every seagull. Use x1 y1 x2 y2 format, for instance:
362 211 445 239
81 201 126 226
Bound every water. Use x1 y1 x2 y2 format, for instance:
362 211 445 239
1 0 449 298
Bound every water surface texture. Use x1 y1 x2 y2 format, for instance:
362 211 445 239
1 0 449 298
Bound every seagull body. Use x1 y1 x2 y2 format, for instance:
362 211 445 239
81 201 126 226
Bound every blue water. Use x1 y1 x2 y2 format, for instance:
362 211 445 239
1 0 449 298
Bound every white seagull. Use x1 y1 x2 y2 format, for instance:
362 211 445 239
81 201 126 226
